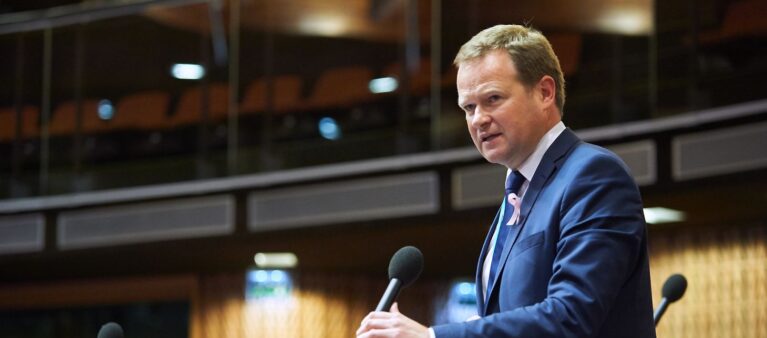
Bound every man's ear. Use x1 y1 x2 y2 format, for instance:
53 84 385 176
537 75 556 108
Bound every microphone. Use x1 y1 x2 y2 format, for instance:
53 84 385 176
374 246 424 312
97 322 124 338
653 274 687 325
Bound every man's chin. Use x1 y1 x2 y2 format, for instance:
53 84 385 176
481 152 506 166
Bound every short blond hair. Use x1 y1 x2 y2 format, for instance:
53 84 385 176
454 25 566 114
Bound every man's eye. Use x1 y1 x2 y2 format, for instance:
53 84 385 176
488 95 500 103
463 104 475 113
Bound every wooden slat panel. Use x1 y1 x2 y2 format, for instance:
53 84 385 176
0 275 197 310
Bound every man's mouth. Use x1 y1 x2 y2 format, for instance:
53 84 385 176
481 133 500 143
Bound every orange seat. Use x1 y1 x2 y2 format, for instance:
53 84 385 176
384 58 433 94
0 106 40 140
50 99 109 135
171 83 229 128
724 0 767 36
0 107 14 142
305 66 374 110
82 100 113 134
442 66 458 89
49 101 76 136
548 33 582 76
240 75 303 114
22 106 40 139
700 0 767 43
113 91 171 131
240 79 267 114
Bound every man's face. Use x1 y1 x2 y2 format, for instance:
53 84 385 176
457 49 552 169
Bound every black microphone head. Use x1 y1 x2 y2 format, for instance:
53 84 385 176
97 322 124 338
661 273 687 302
387 246 424 288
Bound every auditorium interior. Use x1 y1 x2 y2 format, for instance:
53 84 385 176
0 0 766 337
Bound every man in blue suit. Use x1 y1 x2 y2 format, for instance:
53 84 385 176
357 24 656 337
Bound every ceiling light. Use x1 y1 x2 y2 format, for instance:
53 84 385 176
245 268 293 300
644 207 686 224
457 282 473 296
251 269 269 283
318 117 342 140
598 8 651 35
369 77 398 94
171 63 205 80
254 252 298 268
299 15 347 37
98 99 114 120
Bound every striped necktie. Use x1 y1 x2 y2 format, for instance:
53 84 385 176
487 171 526 290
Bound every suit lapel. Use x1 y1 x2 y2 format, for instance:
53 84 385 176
484 129 581 309
476 206 501 315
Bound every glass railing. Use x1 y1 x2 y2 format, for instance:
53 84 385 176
1 0 765 199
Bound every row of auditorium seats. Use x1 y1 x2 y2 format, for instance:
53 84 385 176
0 62 449 142
0 32 586 143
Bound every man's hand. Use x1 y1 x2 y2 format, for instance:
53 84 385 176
356 302 430 338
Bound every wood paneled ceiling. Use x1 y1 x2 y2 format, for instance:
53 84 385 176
143 0 653 41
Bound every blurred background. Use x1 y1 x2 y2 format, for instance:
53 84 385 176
0 0 765 337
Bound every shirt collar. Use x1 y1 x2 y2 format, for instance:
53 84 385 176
508 121 566 182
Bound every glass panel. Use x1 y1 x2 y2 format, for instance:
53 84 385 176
0 0 765 199
236 0 428 170
656 0 767 115
42 3 230 194
0 31 45 199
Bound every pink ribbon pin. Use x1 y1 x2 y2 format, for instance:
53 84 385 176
506 193 521 225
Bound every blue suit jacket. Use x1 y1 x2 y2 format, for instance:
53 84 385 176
433 129 656 337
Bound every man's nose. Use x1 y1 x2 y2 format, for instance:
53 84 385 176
470 108 490 129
